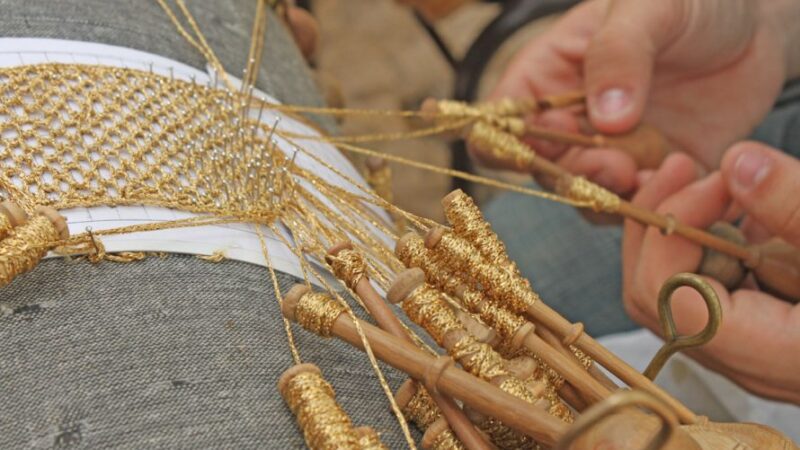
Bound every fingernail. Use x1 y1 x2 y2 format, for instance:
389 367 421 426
592 88 632 119
733 149 772 191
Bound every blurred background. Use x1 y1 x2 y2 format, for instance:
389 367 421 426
305 0 569 221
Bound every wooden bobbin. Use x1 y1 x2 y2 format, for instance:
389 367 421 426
35 206 69 240
698 222 747 290
423 226 696 424
748 238 800 303
277 363 322 398
422 417 466 450
281 285 570 446
327 244 494 450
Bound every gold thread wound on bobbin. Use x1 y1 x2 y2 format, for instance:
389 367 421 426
0 211 65 288
279 364 363 450
467 121 534 170
327 247 368 291
295 291 345 337
428 229 538 315
556 176 621 213
443 189 516 273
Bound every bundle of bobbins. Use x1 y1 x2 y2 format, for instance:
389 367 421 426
278 362 388 450
0 202 69 288
281 276 799 449
420 92 800 302
326 242 494 450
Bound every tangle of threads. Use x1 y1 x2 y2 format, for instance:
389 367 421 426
556 176 621 213
467 121 535 171
0 214 60 288
432 231 537 315
357 428 389 450
282 370 362 450
327 248 367 291
295 291 345 337
401 283 464 345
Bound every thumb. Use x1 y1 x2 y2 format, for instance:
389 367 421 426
721 142 800 246
584 0 677 134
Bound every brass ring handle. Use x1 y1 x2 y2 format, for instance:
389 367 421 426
554 390 678 450
643 273 722 380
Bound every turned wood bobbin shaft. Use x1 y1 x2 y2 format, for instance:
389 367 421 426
281 284 569 446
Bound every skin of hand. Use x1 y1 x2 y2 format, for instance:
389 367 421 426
484 0 793 195
622 144 800 404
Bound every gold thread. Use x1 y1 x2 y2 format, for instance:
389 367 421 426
295 291 346 337
282 370 362 450
356 427 388 450
467 121 535 171
557 176 621 213
0 214 60 287
327 248 368 291
431 231 538 315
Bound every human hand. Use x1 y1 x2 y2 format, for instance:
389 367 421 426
622 144 800 404
484 0 791 195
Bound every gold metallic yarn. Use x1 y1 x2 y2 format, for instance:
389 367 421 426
295 291 346 337
328 248 368 291
0 213 13 240
0 214 60 287
444 190 515 272
365 162 393 204
477 416 540 450
433 231 538 315
357 427 389 450
449 337 509 381
282 370 362 450
403 385 441 429
467 121 535 171
0 64 290 222
401 284 463 345
433 100 526 135
557 176 621 213
428 428 466 450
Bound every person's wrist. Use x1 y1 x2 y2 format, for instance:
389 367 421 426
760 0 800 80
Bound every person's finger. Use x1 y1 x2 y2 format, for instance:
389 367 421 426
557 147 638 195
520 110 580 161
621 154 699 321
721 141 800 246
489 0 604 101
583 0 672 133
634 173 731 316
622 154 698 279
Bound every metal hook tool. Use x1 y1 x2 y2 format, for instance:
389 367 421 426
643 273 722 380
